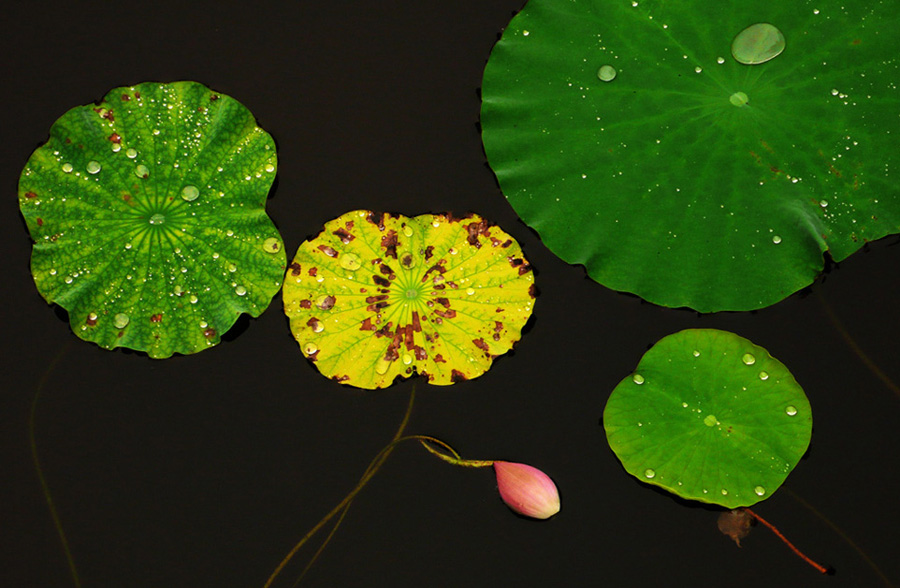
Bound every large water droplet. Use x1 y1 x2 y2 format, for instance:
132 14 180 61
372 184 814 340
466 287 475 295
754 486 766 496
340 252 361 271
303 342 318 356
134 164 149 178
632 373 645 385
62 163 73 173
704 414 718 427
375 357 391 375
181 185 199 201
403 225 414 237
758 371 769 381
643 468 656 479
149 213 165 225
264 163 275 173
86 161 101 174
126 148 138 159
772 235 782 244
263 237 281 253
721 488 729 496
730 92 749 107
113 313 130 329
742 353 756 365
731 23 785 65
785 405 798 416
402 353 413 365
597 65 617 82
235 285 247 296
692 350 701 357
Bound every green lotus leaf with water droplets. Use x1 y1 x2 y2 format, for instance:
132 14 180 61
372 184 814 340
481 0 900 312
18 81 285 358
283 210 536 389
603 329 812 509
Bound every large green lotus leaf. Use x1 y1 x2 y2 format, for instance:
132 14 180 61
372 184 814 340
481 0 900 312
18 81 285 358
283 211 536 389
603 329 812 509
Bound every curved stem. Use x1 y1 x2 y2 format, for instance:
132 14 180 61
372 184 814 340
29 342 80 587
744 507 829 574
263 385 418 588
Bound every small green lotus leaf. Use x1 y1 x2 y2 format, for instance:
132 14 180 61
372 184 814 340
482 0 900 311
283 210 536 389
18 81 285 358
603 329 811 508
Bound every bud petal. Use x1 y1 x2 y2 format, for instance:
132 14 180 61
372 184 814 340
493 461 560 520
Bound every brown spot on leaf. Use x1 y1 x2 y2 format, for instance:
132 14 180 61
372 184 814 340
529 284 537 298
289 262 302 276
373 275 391 288
381 230 399 259
121 94 131 101
306 317 322 331
375 323 393 338
379 263 395 277
450 370 468 383
435 297 450 308
36 218 43 226
317 295 336 310
423 245 434 261
501 239 513 248
411 312 422 332
210 94 219 101
204 328 216 338
518 264 532 276
465 219 491 248
434 309 456 319
414 345 427 360
109 133 121 143
333 228 354 244
401 253 414 267
318 245 338 257
150 313 163 323
333 375 350 382
308 267 318 277
299 299 312 309
434 354 446 363
360 317 377 331
85 314 98 326
366 211 385 230
308 349 319 362
25 191 37 199
473 338 489 353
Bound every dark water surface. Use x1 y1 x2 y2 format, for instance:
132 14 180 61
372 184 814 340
2 2 898 587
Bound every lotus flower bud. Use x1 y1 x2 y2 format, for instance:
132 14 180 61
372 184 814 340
493 461 560 520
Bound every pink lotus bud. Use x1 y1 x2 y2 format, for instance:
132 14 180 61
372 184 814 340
493 461 560 520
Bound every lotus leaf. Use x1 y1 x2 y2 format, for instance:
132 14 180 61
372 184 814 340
283 211 536 388
603 329 812 508
481 0 900 311
18 81 284 358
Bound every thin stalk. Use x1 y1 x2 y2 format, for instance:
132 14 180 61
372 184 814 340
29 342 80 587
744 507 829 574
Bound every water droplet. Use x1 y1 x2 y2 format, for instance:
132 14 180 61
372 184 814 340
682 402 689 408
742 353 756 365
126 148 138 159
731 23 785 65
402 354 413 365
340 252 361 271
754 486 766 496
730 92 749 107
632 373 645 385
785 405 798 416
432 219 441 228
692 350 700 357
819 199 828 208
181 185 199 201
694 66 702 73
310 319 324 333
643 468 656 479
228 263 237 272
264 163 275 173
717 56 725 64
49 268 57 275
199 320 208 328
403 225 413 237
597 65 617 82
263 237 281 253
113 313 130 328
235 285 247 296
772 235 782 244
721 488 729 496
704 414 718 427
190 295 198 304
759 371 769 381
134 164 149 178
375 357 391 375
466 287 475 295
86 161 101 174
149 213 165 225
303 342 318 356
62 163 73 173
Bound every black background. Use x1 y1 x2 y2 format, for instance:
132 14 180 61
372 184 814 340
3 2 899 587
